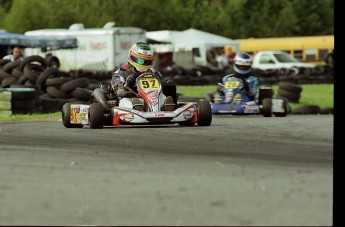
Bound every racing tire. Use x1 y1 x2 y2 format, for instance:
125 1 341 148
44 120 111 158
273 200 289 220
196 99 212 126
273 98 288 117
89 103 104 129
62 103 84 128
261 98 272 117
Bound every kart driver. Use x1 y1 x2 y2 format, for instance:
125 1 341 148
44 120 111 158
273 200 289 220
216 52 260 102
95 42 174 110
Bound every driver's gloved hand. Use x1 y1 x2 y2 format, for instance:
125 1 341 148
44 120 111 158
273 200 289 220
155 71 163 78
216 85 222 93
242 79 250 92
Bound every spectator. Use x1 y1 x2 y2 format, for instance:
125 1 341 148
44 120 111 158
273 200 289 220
227 48 236 65
2 46 24 62
216 50 229 70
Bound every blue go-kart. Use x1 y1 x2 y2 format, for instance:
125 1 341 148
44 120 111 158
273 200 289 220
204 76 288 117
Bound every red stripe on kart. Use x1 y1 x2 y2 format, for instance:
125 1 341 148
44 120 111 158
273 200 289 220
113 113 127 126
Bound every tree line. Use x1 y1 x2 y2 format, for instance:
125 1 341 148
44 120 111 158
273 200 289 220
0 0 334 39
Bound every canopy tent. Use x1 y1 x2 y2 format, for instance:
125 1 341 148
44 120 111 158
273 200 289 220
146 30 180 43
146 28 240 52
169 28 240 51
0 32 77 50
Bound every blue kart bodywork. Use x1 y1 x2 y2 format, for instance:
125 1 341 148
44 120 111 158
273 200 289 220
211 101 260 115
207 76 288 117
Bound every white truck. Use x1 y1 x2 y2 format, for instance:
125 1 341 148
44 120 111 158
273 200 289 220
24 22 146 72
251 50 317 75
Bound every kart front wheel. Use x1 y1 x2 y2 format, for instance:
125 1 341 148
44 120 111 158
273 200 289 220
197 100 212 126
261 98 273 117
89 103 105 129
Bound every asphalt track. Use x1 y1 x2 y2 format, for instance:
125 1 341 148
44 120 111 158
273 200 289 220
0 115 333 226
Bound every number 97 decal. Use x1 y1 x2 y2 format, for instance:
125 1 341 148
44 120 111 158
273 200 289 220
139 78 159 89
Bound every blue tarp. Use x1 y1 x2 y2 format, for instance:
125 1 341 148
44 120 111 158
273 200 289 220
0 32 77 50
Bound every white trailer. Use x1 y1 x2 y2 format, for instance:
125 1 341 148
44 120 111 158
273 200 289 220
24 22 146 72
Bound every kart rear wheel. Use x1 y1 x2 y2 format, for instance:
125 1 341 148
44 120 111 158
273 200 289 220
274 98 288 117
89 103 104 129
197 100 212 126
62 103 83 128
261 98 272 117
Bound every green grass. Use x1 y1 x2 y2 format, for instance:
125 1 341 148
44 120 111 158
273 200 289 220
0 84 333 122
0 112 61 122
177 84 334 110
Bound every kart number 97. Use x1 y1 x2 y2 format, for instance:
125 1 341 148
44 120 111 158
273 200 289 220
139 78 159 89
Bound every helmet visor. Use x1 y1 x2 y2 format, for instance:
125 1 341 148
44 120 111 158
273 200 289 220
235 64 251 71
130 55 153 66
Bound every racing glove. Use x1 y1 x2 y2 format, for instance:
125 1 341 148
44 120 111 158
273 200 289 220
241 79 250 92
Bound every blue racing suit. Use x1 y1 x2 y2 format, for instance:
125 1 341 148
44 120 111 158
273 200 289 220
220 73 260 102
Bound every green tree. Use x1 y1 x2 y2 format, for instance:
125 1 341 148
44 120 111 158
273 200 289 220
292 0 334 35
0 0 334 37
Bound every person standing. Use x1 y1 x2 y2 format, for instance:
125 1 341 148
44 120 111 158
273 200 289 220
2 46 24 62
227 48 236 65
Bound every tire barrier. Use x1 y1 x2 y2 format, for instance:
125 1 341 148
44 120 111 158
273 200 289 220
291 105 321 115
0 55 334 114
276 82 302 103
0 56 100 114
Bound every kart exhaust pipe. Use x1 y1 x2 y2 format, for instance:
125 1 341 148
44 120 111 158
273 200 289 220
93 88 110 112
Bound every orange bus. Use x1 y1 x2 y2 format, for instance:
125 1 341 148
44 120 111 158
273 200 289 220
224 35 334 66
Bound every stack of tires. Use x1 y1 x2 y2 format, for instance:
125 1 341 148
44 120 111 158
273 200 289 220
277 82 302 103
0 55 99 114
0 88 37 115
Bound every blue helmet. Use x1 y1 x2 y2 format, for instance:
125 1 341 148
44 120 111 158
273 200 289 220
233 53 253 74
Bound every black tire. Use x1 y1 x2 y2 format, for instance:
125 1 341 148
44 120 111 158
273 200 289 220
45 77 73 87
11 99 35 109
278 82 303 93
292 105 321 115
1 77 17 88
0 59 11 67
46 86 70 99
36 67 61 87
89 103 104 129
261 98 272 117
41 97 80 113
62 103 84 128
70 87 93 101
197 99 212 126
0 69 12 80
162 84 177 105
2 60 21 73
19 55 47 71
60 78 89 93
277 89 301 103
46 55 60 69
320 107 334 115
